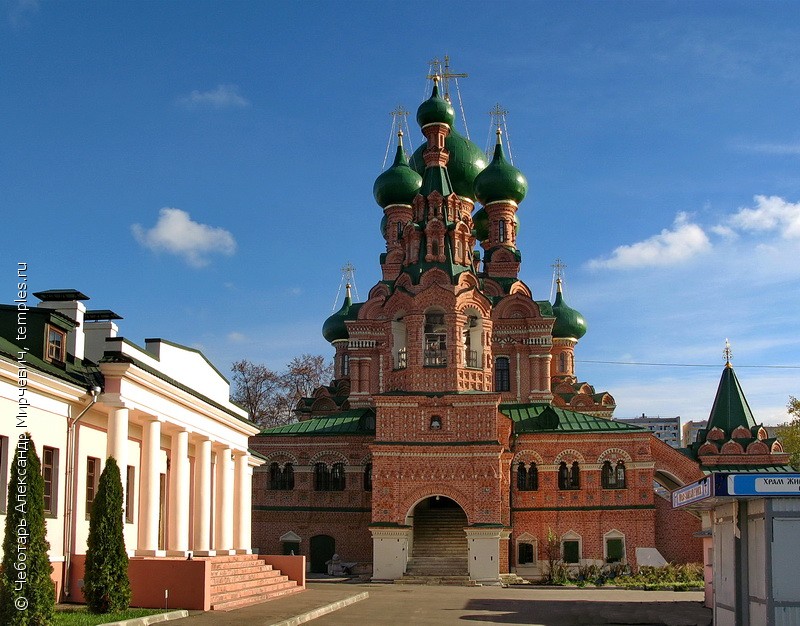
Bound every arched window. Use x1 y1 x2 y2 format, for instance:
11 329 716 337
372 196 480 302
570 461 580 489
516 462 527 491
363 463 372 491
331 462 346 491
283 463 295 490
495 357 510 392
601 460 614 488
269 462 280 490
314 462 330 491
559 461 580 490
559 352 567 373
615 461 626 488
424 312 447 366
517 462 538 491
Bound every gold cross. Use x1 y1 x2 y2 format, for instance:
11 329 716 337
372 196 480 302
426 55 468 102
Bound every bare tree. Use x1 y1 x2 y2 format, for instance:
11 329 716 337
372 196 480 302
230 359 282 428
231 355 333 429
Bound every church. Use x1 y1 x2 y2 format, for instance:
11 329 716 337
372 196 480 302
249 75 782 583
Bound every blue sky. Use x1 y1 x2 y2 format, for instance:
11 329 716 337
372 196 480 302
3 1 799 425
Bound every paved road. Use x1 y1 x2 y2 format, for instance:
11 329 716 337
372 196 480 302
309 584 712 626
179 582 712 626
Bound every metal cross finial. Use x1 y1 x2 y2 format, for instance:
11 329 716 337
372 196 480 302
332 262 359 311
552 258 567 280
383 106 413 169
427 54 468 103
486 103 514 163
723 338 733 367
489 103 509 132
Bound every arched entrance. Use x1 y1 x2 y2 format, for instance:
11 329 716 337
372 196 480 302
406 496 468 576
309 534 335 573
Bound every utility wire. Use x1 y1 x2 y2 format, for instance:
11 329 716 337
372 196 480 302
577 360 800 369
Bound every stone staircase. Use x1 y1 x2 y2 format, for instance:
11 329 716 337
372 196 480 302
206 554 302 611
400 506 471 585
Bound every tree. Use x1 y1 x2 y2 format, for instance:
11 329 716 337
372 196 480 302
83 457 130 614
231 354 333 429
776 396 800 470
0 433 55 625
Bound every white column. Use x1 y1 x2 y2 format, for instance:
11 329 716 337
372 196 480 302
167 429 190 555
233 452 252 554
106 407 129 504
193 437 214 556
137 417 163 556
214 446 235 555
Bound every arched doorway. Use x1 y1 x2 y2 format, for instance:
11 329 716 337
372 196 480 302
407 496 468 576
309 534 335 573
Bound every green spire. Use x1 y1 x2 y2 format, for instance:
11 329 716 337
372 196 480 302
473 129 528 205
552 279 587 339
373 131 422 208
322 284 353 343
416 77 455 128
704 352 757 435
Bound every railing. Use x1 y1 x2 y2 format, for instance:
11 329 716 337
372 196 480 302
424 349 447 366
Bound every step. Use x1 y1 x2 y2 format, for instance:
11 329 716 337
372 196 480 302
211 584 303 611
211 563 274 578
211 579 298 605
211 572 290 593
396 575 473 586
198 554 261 564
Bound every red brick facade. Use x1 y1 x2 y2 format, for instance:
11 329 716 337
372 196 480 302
250 78 705 579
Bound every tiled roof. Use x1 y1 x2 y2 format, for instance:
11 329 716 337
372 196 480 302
258 409 376 436
502 404 646 434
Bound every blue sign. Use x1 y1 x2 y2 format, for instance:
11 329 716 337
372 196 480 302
672 478 712 507
727 474 800 496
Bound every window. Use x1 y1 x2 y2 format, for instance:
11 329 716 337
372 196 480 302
0 435 9 514
424 312 447 366
602 460 626 489
495 357 510 392
314 462 329 491
330 463 346 491
46 326 66 363
558 461 580 490
518 542 535 565
85 456 100 519
396 221 403 240
498 220 506 243
125 466 135 523
342 354 350 377
559 352 567 373
282 541 300 555
606 537 625 563
269 462 294 490
516 462 538 491
363 463 372 491
430 415 442 430
563 540 580 564
42 446 59 517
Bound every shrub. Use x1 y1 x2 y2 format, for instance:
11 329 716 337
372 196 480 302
83 458 131 613
0 433 56 625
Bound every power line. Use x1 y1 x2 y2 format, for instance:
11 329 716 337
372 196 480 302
576 360 800 369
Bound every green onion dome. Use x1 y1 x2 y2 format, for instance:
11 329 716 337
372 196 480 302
322 287 353 343
472 207 488 240
552 280 587 339
474 131 528 205
409 130 487 201
416 79 455 128
373 132 422 208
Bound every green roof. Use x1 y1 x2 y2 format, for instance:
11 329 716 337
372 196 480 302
701 464 795 474
502 404 645 434
258 409 376 436
474 135 527 205
0 336 101 391
705 364 756 434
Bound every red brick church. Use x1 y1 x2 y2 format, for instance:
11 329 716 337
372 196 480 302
249 75 775 582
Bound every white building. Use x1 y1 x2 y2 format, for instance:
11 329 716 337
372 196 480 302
0 289 300 610
617 414 681 447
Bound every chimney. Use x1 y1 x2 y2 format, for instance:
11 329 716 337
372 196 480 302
84 309 123 362
34 289 89 361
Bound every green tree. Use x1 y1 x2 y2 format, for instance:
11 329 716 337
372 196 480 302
776 396 800 470
0 433 55 625
83 457 131 613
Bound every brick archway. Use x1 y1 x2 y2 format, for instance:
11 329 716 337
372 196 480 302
405 496 469 577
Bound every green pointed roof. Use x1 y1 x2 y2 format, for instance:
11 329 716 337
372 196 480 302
408 129 487 200
552 280 587 339
416 80 455 128
474 131 528 205
704 363 757 434
373 133 422 208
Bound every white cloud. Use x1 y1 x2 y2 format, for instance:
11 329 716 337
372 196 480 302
737 142 800 155
587 212 711 270
728 195 800 239
132 208 236 267
227 331 246 343
177 84 250 109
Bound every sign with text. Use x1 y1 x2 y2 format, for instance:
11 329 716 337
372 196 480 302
727 474 800 496
672 478 712 508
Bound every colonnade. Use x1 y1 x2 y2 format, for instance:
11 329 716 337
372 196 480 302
106 406 254 557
